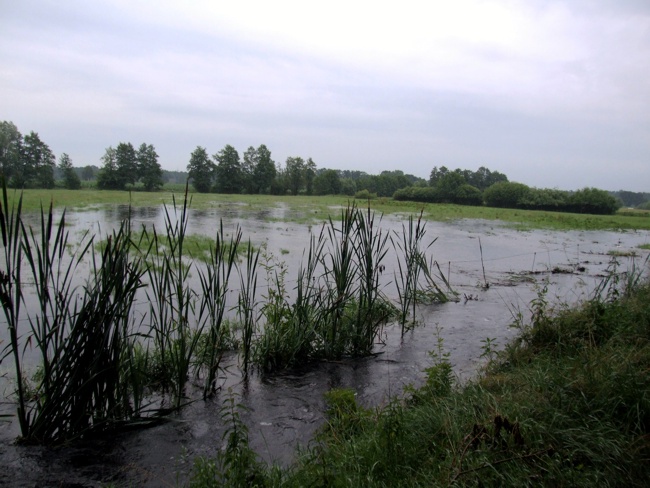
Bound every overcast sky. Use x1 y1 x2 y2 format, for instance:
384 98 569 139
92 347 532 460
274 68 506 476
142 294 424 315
1 0 649 191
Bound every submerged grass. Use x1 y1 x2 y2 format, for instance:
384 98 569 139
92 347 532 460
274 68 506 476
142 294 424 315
189 266 650 487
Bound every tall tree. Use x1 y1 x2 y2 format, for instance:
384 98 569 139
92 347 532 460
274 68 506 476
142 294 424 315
115 142 137 188
285 156 305 195
137 143 163 191
81 165 97 181
0 121 23 184
429 166 450 187
59 153 81 189
214 144 241 194
21 131 55 188
313 169 341 195
96 146 122 190
241 146 258 194
304 158 317 196
253 144 276 194
187 146 215 193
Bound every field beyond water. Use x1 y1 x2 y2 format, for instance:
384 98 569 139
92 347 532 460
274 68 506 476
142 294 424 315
8 187 650 231
189 275 650 487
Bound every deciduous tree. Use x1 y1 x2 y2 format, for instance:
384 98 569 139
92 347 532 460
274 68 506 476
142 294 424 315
253 144 276 194
241 146 257 194
96 147 121 190
59 153 81 189
115 142 137 188
214 144 242 194
0 121 23 184
305 158 317 195
137 143 163 191
21 131 55 188
285 156 305 195
187 146 215 193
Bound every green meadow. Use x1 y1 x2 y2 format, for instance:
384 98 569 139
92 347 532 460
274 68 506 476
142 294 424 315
8 187 650 231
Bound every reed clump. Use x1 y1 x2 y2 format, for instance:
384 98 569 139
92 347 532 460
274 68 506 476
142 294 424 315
0 185 452 444
253 203 450 372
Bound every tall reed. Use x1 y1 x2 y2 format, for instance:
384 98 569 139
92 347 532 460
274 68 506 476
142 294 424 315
142 188 199 409
351 205 390 355
0 181 148 441
254 203 399 370
196 221 241 396
392 210 433 333
0 183 29 435
237 239 260 377
322 205 358 358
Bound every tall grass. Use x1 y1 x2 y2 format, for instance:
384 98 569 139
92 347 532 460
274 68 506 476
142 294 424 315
142 191 200 409
0 180 148 442
237 239 260 377
254 233 325 372
254 203 449 371
322 205 357 358
392 210 435 333
350 205 391 356
0 185 29 435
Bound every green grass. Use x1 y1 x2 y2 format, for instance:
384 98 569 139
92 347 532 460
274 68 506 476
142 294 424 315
96 230 247 265
189 274 650 487
607 249 639 257
7 188 650 230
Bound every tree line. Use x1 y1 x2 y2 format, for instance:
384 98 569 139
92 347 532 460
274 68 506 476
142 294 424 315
394 166 620 215
186 144 425 197
96 142 163 191
0 120 637 215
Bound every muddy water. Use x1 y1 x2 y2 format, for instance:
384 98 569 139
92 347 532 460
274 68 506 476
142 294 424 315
1 203 649 487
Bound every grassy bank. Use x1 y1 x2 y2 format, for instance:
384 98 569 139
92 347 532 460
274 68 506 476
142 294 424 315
189 271 650 487
7 187 650 231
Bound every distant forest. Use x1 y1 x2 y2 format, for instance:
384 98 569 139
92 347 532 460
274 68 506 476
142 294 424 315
2 120 648 214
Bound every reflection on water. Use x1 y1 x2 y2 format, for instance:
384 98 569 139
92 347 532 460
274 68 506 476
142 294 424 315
1 203 649 486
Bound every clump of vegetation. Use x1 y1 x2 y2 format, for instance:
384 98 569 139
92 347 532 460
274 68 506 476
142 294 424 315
254 203 451 372
354 189 377 200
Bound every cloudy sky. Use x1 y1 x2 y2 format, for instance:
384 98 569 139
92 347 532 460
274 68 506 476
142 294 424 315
1 0 649 191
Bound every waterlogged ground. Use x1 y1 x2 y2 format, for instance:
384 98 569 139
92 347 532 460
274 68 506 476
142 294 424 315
1 202 649 487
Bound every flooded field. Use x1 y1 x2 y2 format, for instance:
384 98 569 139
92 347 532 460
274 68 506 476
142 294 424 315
1 202 649 487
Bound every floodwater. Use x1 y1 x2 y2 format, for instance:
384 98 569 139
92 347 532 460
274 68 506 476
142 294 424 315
1 202 649 487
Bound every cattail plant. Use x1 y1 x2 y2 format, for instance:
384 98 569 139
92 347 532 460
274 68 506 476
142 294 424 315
392 210 433 334
237 238 260 377
0 180 149 442
350 205 391 356
196 221 241 396
142 188 199 409
321 204 358 358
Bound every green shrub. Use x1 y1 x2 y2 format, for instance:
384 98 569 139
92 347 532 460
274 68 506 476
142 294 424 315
483 181 531 208
354 189 377 200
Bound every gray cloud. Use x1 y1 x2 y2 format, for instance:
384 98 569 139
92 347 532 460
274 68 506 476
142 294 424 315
1 0 648 191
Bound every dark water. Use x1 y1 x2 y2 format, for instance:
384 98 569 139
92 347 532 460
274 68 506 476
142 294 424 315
1 203 649 487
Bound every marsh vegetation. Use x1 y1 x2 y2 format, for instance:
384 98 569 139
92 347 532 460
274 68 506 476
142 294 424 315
0 185 454 445
0 184 649 486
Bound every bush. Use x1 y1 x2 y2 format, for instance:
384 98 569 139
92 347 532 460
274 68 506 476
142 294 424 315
393 186 440 203
567 187 620 215
483 181 531 208
518 187 567 211
354 189 377 200
453 184 483 206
